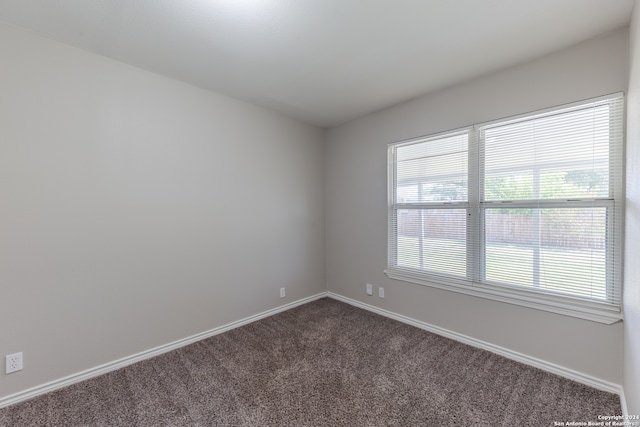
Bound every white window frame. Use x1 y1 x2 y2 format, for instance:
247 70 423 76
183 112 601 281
385 93 624 324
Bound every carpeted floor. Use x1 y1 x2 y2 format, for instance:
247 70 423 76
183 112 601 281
0 298 621 426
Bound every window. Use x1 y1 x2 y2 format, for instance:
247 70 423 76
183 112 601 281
386 94 624 323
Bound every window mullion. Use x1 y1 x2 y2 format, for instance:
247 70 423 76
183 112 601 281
468 128 482 283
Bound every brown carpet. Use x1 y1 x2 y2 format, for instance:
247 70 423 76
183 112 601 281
0 298 621 426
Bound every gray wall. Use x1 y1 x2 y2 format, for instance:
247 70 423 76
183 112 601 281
326 28 628 385
624 0 640 415
0 22 325 399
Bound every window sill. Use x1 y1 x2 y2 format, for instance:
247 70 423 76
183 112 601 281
384 268 622 324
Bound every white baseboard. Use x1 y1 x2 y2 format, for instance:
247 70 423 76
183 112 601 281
620 388 628 416
327 292 625 401
0 292 328 410
2 291 627 413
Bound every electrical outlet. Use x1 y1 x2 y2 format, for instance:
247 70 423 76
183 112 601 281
366 283 373 295
379 287 385 298
280 287 286 298
6 352 23 374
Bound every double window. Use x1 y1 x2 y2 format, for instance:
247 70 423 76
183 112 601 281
386 94 624 323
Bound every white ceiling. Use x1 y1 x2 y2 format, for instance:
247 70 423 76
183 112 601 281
0 0 635 128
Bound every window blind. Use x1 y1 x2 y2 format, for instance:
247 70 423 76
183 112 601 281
387 93 624 323
391 131 470 281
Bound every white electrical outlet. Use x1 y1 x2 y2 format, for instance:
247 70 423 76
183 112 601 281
379 287 385 298
6 352 23 374
366 283 373 295
280 287 286 298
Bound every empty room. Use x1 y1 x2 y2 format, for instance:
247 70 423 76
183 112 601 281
1 0 640 425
